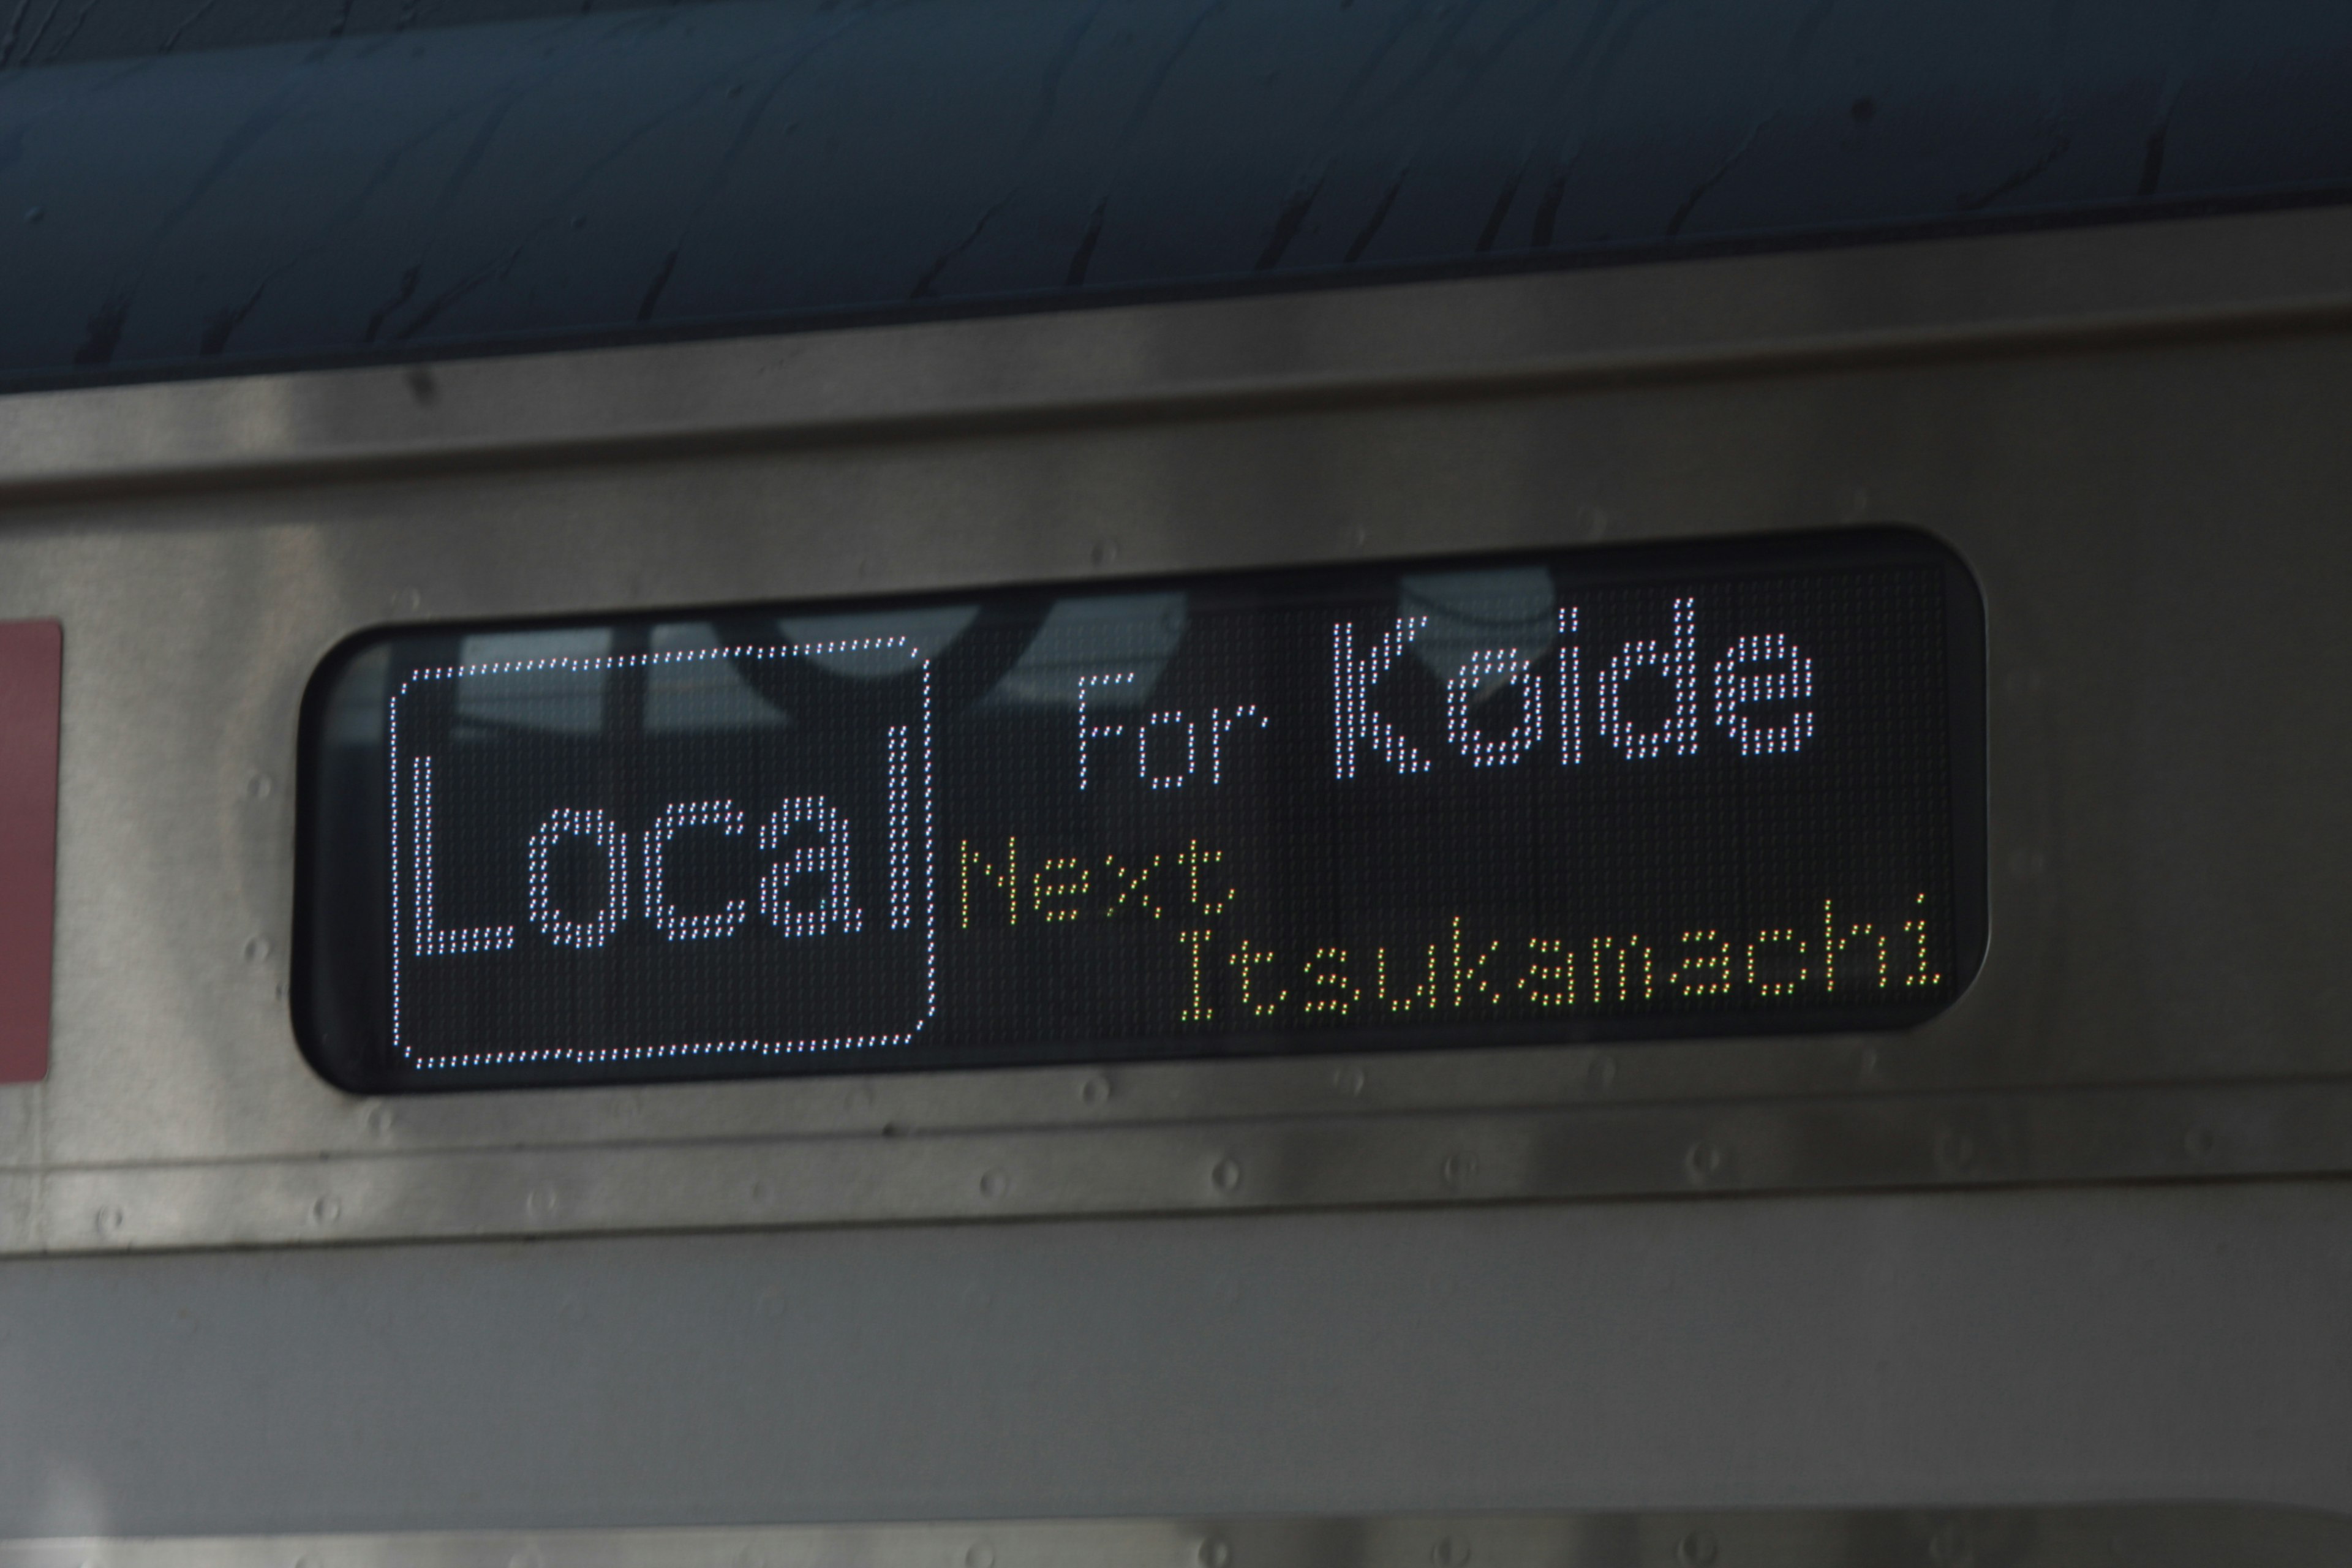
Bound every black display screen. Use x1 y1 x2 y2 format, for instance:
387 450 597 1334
295 530 1985 1093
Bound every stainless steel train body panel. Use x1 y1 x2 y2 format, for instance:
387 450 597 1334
0 202 2349 1250
0 197 2347 1550
0 1193 2350 1534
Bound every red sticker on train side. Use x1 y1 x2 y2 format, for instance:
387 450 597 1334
0 621 59 1083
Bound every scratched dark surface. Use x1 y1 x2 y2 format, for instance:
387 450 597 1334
0 0 2341 387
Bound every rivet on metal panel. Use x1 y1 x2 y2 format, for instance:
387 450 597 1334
748 1179 772 1204
978 1170 1009 1200
1331 1064 1366 1096
243 935 273 965
1431 1535 1471 1566
1584 1054 1616 1093
1676 1529 1718 1567
1440 1152 1477 1191
1683 1142 1723 1185
1841 486 1872 521
404 367 439 407
309 1196 340 1227
244 774 274 800
2184 1125 2218 1162
1349 523 1368 549
93 1207 123 1237
524 1185 561 1221
1578 505 1611 541
1211 1158 1243 1193
1091 540 1119 567
388 587 423 616
1196 1538 1231 1568
1934 1128 1977 1177
364 1104 395 1138
1080 1074 1112 1106
1857 1045 1883 1085
963 1544 995 1568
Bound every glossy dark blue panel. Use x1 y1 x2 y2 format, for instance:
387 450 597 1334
0 0 2343 386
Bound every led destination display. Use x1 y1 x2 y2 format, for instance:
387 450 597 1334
296 530 1985 1091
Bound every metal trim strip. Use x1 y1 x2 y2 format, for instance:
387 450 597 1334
0 204 2350 497
14 1077 2350 1256
0 1506 2341 1567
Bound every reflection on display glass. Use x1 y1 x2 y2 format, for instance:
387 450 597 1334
296 529 1985 1091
